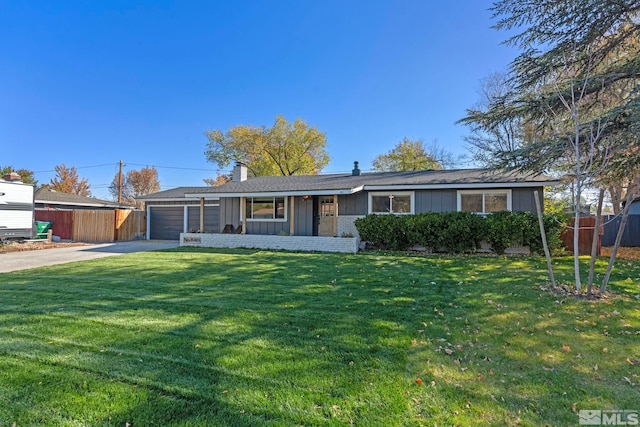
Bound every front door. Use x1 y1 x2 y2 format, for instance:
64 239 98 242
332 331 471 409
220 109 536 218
318 196 337 236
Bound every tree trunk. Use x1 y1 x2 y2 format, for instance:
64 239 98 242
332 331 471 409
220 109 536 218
587 189 604 296
601 188 635 293
608 185 623 215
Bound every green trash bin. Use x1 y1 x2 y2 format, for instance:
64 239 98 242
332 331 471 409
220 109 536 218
35 221 52 239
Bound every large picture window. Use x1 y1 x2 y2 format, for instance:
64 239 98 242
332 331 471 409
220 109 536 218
457 190 511 214
368 192 414 214
245 197 286 221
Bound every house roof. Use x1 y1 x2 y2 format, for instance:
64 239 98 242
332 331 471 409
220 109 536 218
136 186 220 201
138 168 559 200
35 188 135 209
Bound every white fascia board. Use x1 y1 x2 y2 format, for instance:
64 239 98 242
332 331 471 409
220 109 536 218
140 197 220 202
185 188 363 198
363 181 559 191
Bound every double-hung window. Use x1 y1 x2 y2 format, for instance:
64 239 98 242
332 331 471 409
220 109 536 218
368 192 414 214
457 190 511 214
245 197 286 221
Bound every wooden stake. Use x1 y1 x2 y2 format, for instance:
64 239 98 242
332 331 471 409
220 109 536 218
534 191 556 288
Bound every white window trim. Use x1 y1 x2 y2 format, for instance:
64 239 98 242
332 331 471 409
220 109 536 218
245 196 288 222
457 189 512 214
368 191 415 214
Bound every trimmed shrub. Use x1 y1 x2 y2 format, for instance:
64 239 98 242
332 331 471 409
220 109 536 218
355 211 564 255
354 214 411 251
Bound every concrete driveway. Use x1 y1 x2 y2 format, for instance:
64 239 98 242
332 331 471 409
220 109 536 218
0 240 180 273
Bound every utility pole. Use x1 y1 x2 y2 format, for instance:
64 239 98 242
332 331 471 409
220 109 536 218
118 160 123 204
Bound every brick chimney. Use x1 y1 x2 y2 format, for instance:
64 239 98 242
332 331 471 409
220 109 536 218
232 162 248 182
352 161 361 176
3 172 22 182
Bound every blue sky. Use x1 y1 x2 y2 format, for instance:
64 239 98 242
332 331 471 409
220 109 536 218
1 1 518 200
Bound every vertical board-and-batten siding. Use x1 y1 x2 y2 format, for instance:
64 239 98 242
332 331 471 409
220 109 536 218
511 188 541 213
414 190 457 213
341 188 542 214
220 196 315 236
219 198 241 231
294 196 313 236
187 206 219 233
338 192 368 215
216 187 544 236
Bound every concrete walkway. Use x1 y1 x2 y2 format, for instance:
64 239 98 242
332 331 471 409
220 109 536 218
0 240 180 273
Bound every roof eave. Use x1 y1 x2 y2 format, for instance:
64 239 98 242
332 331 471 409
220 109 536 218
185 187 363 198
363 181 559 191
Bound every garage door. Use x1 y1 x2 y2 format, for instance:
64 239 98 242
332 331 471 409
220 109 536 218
187 205 220 233
149 207 184 240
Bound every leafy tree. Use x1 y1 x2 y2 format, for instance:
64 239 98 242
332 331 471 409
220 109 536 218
109 166 160 208
372 138 452 172
205 115 330 176
204 173 231 187
460 72 528 168
462 0 640 292
47 163 91 196
0 166 38 186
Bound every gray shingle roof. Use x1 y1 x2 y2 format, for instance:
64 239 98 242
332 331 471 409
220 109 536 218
35 188 133 208
138 168 558 200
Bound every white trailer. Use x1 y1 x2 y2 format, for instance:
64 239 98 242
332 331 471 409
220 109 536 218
0 179 35 240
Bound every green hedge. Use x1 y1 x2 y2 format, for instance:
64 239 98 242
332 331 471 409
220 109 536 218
354 211 564 254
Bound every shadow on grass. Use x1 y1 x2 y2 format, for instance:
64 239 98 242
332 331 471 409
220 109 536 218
0 248 638 425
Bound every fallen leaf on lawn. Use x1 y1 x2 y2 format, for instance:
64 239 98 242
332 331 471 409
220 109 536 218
603 348 609 353
411 339 417 346
627 358 639 365
593 364 598 371
444 348 454 356
477 373 486 381
562 345 571 352
622 377 633 385
415 378 423 385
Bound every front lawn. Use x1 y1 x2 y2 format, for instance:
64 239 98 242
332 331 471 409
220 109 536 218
0 249 638 426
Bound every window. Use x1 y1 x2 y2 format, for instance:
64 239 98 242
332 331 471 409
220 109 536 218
457 190 511 214
245 197 286 221
368 192 414 214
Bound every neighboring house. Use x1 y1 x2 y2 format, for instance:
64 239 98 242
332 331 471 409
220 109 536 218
139 162 558 252
35 188 134 210
35 189 141 242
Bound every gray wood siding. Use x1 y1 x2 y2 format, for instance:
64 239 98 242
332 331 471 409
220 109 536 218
338 193 368 215
219 198 241 231
187 206 220 233
294 196 314 236
414 190 457 213
512 187 543 213
245 221 289 235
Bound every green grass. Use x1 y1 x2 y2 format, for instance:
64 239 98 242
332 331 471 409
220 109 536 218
0 248 638 426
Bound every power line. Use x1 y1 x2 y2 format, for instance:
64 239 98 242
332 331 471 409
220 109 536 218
33 163 119 173
127 163 222 172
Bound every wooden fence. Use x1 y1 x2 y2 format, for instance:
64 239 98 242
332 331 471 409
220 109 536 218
115 210 146 241
34 209 146 243
560 216 601 256
34 210 74 239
